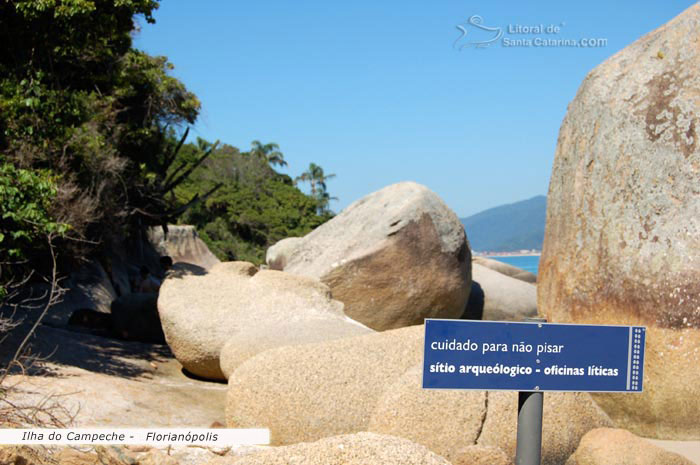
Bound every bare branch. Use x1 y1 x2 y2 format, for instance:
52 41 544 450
162 140 220 194
162 126 190 171
0 235 64 386
164 182 223 219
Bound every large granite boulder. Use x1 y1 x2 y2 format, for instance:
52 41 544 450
219 318 371 379
566 428 694 465
148 225 220 270
368 365 487 462
368 365 610 465
465 263 537 321
204 433 450 465
265 237 302 270
453 446 511 465
478 391 612 465
158 261 362 380
226 325 424 444
40 260 117 327
266 182 470 331
473 256 537 283
538 4 700 439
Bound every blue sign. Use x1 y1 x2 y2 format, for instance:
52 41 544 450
423 319 645 392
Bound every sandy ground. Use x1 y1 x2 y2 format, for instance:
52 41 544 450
2 324 227 427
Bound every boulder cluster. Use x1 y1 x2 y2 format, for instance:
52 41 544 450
163 4 700 463
155 175 694 464
24 4 700 464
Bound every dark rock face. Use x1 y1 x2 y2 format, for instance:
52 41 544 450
463 281 485 320
68 308 113 334
28 260 119 328
538 4 700 438
111 293 165 343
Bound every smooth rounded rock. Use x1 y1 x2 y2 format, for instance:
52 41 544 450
473 256 537 283
158 261 352 380
368 366 610 465
565 428 694 465
478 391 612 465
466 263 537 321
204 433 451 465
368 365 486 462
265 237 302 271
453 445 511 465
266 182 470 331
219 318 371 379
226 325 424 445
538 4 700 438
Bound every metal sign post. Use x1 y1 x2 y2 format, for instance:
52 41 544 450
516 391 543 465
422 318 646 465
515 317 546 465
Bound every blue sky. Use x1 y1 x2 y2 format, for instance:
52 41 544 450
134 1 697 217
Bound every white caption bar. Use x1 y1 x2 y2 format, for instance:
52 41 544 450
0 428 270 446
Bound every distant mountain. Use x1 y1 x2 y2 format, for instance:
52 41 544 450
460 196 546 253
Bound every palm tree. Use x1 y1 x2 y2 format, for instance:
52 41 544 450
295 163 335 197
315 190 338 215
295 163 336 214
249 140 287 168
196 137 214 153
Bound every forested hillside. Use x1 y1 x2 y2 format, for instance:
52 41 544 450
0 0 333 296
171 141 333 263
460 195 546 252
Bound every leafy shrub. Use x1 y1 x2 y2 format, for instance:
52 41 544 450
0 162 68 297
174 143 332 264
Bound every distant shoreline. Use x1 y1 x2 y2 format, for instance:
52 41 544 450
477 252 542 258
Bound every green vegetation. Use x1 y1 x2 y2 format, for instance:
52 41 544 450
0 0 198 268
250 140 287 168
0 163 70 297
296 163 337 215
172 142 332 264
0 0 336 288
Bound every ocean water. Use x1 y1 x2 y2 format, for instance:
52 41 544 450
488 255 540 276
